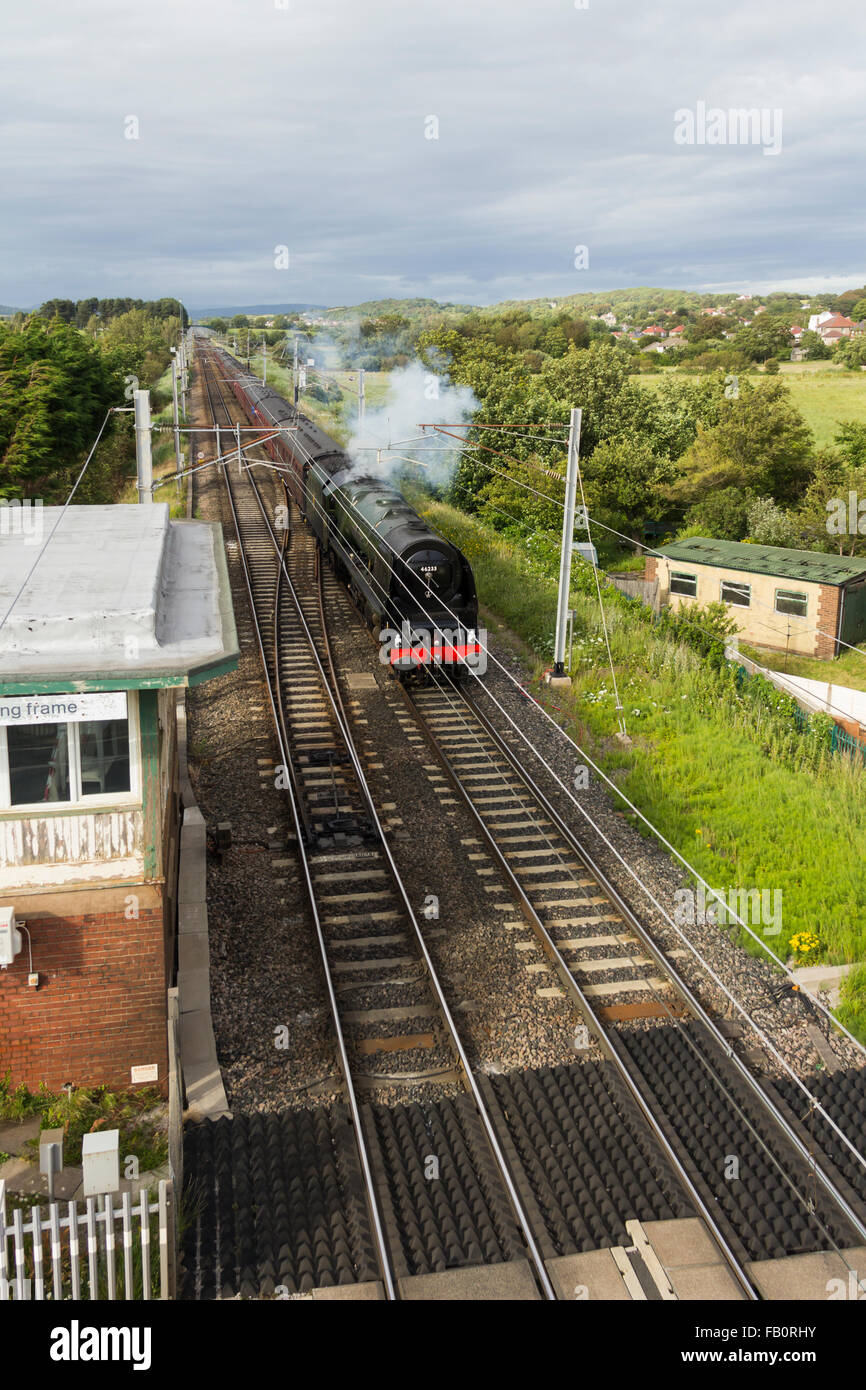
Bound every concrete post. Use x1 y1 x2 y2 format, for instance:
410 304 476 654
134 390 153 504
552 408 582 680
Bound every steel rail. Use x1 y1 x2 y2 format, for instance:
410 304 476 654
399 672 760 1299
455 679 866 1249
241 454 558 1302
202 346 560 1301
204 342 866 1287
198 350 399 1300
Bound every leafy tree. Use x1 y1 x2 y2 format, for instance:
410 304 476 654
793 451 866 556
583 433 677 540
746 496 800 547
764 357 780 374
834 337 866 369
670 380 814 508
37 299 76 323
734 316 794 363
850 298 866 323
686 314 737 343
835 421 866 468
0 318 123 500
684 486 751 540
800 330 832 361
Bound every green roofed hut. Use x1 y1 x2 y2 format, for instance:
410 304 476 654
646 537 866 660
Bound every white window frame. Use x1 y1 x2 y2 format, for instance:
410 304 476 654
0 691 141 814
720 579 751 608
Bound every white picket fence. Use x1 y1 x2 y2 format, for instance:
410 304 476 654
0 1176 174 1301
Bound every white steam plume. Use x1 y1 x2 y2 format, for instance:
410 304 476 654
344 360 479 488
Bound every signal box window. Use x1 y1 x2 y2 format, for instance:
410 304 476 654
8 723 71 805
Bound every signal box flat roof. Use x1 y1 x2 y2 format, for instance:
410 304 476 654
0 504 239 694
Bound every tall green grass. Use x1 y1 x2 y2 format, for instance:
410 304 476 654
413 494 866 980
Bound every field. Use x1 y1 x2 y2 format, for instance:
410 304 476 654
640 362 866 447
403 488 866 986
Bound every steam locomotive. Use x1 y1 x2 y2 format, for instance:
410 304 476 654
212 344 481 677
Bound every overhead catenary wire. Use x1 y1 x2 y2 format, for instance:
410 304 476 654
414 431 866 668
217 344 866 1058
288 485 855 1264
277 420 866 1207
211 346 866 1212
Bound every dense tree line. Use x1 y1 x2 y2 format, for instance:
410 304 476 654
0 299 185 504
0 317 123 500
415 327 865 559
38 297 188 329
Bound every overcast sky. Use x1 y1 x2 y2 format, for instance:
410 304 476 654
2 0 865 311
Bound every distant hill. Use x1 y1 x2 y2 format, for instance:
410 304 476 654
192 302 325 320
0 304 23 316
323 297 474 322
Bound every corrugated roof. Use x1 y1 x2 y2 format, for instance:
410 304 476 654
657 537 866 587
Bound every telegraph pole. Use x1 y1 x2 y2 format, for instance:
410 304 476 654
262 337 267 385
134 390 153 504
550 408 582 684
293 337 299 406
358 368 366 427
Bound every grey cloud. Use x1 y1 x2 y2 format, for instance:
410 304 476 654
1 0 865 306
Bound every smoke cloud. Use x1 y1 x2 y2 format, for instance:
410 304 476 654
345 360 479 489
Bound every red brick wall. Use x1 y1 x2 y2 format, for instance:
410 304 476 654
815 585 841 660
645 556 658 583
0 897 168 1093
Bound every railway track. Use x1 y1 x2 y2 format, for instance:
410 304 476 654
191 340 866 1301
197 347 559 1299
397 668 866 1268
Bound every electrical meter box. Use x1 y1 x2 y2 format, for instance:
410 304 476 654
0 907 22 967
82 1129 120 1197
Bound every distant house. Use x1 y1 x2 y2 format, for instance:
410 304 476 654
599 312 617 327
790 325 804 342
643 324 663 336
808 310 835 332
817 314 855 342
669 324 685 336
647 538 866 659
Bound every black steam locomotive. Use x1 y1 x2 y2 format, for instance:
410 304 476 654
214 345 481 677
